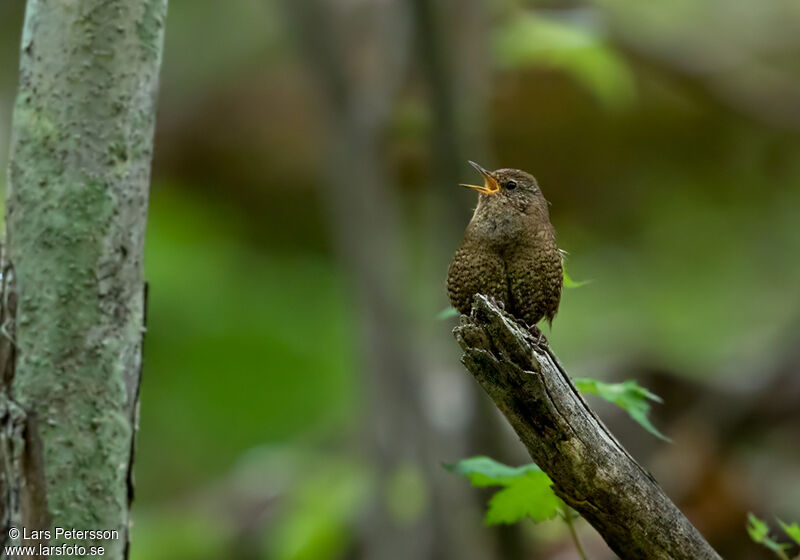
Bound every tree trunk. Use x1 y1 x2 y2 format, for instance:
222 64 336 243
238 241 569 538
0 1 167 558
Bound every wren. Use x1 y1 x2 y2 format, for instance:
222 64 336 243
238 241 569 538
447 161 563 331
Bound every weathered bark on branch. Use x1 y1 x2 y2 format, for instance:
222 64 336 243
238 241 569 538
0 1 167 558
454 295 722 560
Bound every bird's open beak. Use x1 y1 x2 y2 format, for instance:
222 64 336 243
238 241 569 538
460 161 500 194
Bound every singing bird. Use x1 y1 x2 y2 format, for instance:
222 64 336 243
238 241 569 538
447 161 563 332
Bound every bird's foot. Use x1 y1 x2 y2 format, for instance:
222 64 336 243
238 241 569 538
488 295 505 311
526 323 548 348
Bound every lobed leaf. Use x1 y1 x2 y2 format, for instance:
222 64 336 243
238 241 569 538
485 471 561 525
747 513 792 558
574 377 670 441
748 513 770 542
778 519 800 546
444 456 541 487
446 457 561 525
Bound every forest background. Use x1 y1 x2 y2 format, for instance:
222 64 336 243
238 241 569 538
1 1 799 559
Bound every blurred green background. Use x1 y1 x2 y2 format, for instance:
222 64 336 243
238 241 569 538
1 1 799 558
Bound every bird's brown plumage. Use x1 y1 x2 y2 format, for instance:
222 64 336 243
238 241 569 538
447 164 563 327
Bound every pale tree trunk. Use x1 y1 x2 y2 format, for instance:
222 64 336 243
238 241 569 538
0 1 167 559
281 2 497 559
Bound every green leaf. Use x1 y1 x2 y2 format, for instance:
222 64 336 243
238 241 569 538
444 456 541 487
436 306 460 320
748 513 770 542
574 378 670 441
778 519 800 546
563 269 591 289
492 13 636 110
747 513 792 558
445 457 561 525
485 471 561 525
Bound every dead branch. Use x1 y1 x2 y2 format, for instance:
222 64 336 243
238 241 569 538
454 295 722 560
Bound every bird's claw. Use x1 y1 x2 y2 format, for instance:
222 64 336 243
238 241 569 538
526 323 548 348
488 295 505 311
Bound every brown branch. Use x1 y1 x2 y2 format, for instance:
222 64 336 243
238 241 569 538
454 295 722 560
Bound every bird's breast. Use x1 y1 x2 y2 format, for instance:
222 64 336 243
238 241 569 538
467 208 529 250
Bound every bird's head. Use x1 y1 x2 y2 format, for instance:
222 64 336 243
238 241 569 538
461 161 548 215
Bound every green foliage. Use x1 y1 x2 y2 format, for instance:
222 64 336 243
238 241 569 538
747 514 796 559
779 521 800 546
574 378 670 441
492 12 636 109
139 187 357 499
445 457 561 525
266 461 369 560
447 378 670 528
747 514 800 560
384 463 428 524
484 474 562 525
436 306 460 320
563 269 591 289
130 511 228 560
446 456 539 487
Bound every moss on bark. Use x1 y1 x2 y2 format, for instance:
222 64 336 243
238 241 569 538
2 1 167 557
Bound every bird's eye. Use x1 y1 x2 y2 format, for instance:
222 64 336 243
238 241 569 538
506 180 517 190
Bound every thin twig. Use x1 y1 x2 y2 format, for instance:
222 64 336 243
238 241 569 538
563 509 589 560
